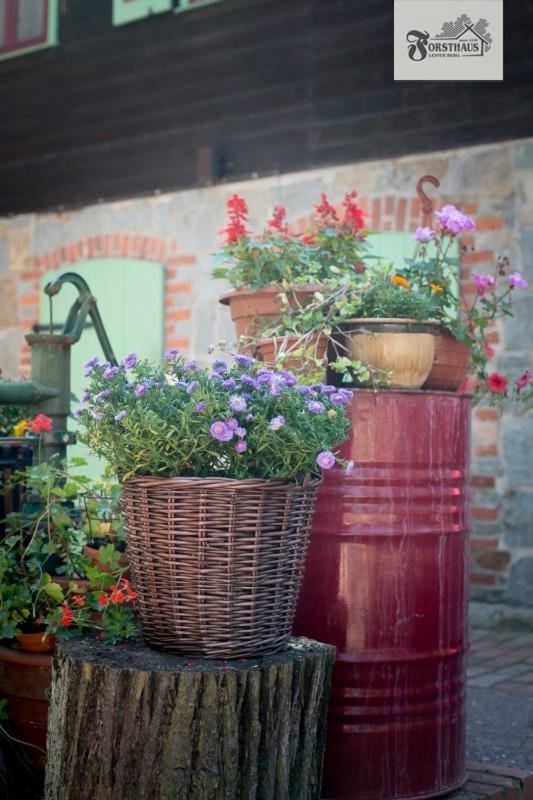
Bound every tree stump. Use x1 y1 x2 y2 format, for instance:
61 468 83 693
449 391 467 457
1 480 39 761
45 636 335 800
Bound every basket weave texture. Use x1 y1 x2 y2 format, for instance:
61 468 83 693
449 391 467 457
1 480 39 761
121 475 321 658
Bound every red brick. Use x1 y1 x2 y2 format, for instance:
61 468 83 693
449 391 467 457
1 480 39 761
461 250 494 265
471 475 496 488
470 572 497 586
485 330 500 344
460 234 476 247
476 217 504 231
21 269 42 280
470 537 499 551
384 196 394 215
164 337 190 349
472 507 499 520
476 550 511 571
166 281 192 295
476 444 498 457
166 254 197 267
166 309 191 322
20 295 39 305
475 409 498 422
120 234 130 257
370 198 380 229
166 268 177 280
396 198 407 230
461 202 478 214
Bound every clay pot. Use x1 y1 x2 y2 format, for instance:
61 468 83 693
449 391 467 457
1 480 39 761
343 318 438 389
257 335 328 376
423 329 471 391
219 285 322 339
84 544 129 574
0 644 52 769
55 576 91 592
14 631 56 654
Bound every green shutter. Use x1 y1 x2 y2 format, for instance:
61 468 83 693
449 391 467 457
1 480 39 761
175 0 223 13
112 0 173 26
39 258 164 474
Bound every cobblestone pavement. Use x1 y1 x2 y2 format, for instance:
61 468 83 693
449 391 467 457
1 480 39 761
468 629 533 690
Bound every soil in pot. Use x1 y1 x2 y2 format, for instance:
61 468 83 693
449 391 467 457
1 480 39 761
0 645 51 769
343 318 437 389
219 285 321 339
423 330 471 391
257 335 328 377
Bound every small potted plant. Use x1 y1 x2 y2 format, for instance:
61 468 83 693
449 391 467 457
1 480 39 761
77 351 351 658
82 480 128 573
214 191 369 342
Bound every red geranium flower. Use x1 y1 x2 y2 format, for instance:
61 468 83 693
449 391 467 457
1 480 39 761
487 372 508 393
97 594 108 606
29 413 53 433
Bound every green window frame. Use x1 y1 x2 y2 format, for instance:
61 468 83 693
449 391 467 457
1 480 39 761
0 0 58 62
112 0 223 26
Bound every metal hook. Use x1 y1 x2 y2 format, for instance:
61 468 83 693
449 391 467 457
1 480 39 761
416 175 440 228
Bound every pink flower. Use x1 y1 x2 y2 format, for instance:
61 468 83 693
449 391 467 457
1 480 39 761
316 451 335 470
486 372 508 394
515 370 532 393
472 273 496 296
413 227 435 242
508 272 528 288
435 204 476 235
484 341 495 359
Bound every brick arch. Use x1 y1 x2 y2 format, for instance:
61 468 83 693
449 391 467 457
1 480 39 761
18 233 197 374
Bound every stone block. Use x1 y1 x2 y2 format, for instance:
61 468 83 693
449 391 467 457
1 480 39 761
0 329 22 379
504 295 533 351
514 141 533 169
502 490 533 547
440 147 513 197
506 557 533 607
502 416 533 485
520 228 533 283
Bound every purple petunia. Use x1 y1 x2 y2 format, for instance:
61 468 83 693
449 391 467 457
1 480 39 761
210 420 234 442
229 394 247 412
183 360 200 372
103 366 119 379
222 378 238 390
122 352 138 369
134 382 150 396
114 410 127 421
413 226 435 243
186 380 199 394
224 417 239 430
232 354 255 367
91 409 103 421
316 451 335 470
270 415 285 431
435 204 476 235
164 349 178 360
234 440 248 454
508 272 528 288
307 400 325 414
195 401 207 413
235 426 247 438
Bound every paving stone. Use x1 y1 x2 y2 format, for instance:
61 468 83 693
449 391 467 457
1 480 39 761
468 672 515 688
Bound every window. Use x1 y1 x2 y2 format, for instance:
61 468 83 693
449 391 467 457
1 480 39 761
112 0 222 26
0 0 58 62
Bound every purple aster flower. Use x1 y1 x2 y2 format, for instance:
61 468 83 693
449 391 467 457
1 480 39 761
245 413 254 421
211 371 224 381
103 366 119 379
211 359 228 372
508 272 528 288
413 226 435 242
94 389 111 403
81 390 91 403
222 378 238 390
83 356 100 369
235 440 248 454
240 374 259 388
435 204 476 235
186 380 199 394
235 426 247 438
320 385 336 395
91 409 103 421
164 349 178 359
279 371 297 386
229 394 247 412
232 353 255 367
269 377 284 396
224 417 239 430
210 420 233 442
316 451 335 470
331 392 349 406
114 410 127 421
307 400 325 414
183 359 200 372
295 385 312 396
256 370 274 384
269 415 285 431
73 407 83 419
122 352 138 369
134 382 150 396
195 401 207 413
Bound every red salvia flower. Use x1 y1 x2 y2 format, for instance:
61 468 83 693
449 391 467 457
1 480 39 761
267 205 290 235
219 193 251 244
29 413 53 433
341 190 366 232
486 372 508 393
314 193 338 223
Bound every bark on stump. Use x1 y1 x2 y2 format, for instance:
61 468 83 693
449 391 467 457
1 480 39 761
45 636 335 800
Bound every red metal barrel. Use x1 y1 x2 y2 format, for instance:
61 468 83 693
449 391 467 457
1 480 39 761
295 389 470 800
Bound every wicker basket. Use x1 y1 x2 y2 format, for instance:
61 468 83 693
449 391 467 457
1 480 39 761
121 475 321 658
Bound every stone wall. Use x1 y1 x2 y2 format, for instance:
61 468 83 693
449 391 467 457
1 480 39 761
1 137 532 605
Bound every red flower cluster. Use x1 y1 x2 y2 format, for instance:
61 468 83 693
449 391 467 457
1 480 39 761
97 578 138 608
61 603 74 627
487 372 508 393
220 194 251 245
341 190 366 232
267 205 290 235
314 192 339 226
29 413 53 433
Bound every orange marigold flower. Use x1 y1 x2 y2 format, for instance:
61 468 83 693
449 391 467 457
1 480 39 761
391 275 409 288
430 282 443 292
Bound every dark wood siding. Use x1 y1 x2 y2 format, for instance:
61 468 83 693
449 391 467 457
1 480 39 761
0 0 531 214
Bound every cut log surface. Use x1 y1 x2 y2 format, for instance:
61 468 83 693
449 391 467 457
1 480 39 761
45 636 335 800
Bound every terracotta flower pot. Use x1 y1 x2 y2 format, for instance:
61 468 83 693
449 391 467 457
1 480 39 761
343 318 438 389
14 631 56 654
219 285 322 339
423 329 471 392
0 644 52 769
55 576 92 592
84 543 129 574
257 335 328 376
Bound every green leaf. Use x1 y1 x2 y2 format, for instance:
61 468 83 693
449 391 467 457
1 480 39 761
43 582 64 603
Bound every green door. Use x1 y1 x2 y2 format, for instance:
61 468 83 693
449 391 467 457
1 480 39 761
39 258 165 474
